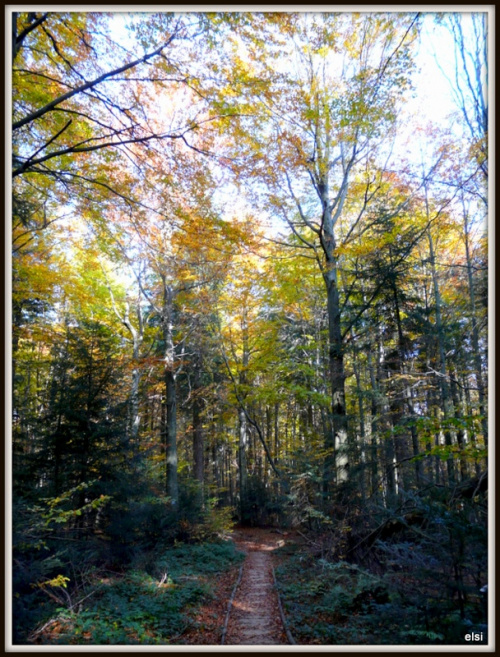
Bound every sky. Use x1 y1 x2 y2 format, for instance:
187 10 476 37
108 9 481 155
106 10 472 120
412 16 457 123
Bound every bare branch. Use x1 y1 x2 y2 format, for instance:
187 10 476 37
13 12 49 61
13 35 177 131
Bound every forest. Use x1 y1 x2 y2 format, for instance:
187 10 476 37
10 10 489 647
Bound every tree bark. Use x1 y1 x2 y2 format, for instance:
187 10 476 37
462 196 487 447
192 359 205 490
238 407 249 520
162 278 178 507
323 258 348 490
352 349 367 502
426 194 455 485
238 308 250 520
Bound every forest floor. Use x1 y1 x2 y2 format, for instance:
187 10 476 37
183 527 294 645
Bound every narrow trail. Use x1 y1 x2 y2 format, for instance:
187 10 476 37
224 528 289 646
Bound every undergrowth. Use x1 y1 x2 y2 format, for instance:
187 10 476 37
274 478 487 646
275 539 487 645
27 541 244 645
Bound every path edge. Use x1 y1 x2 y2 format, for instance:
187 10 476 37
272 565 296 645
220 563 244 645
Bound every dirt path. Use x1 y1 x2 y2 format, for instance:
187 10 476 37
224 528 288 646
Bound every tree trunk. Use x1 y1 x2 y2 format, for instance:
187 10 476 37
192 360 205 489
426 206 455 485
238 308 250 521
367 350 380 497
324 264 348 489
462 197 487 447
127 298 144 445
409 385 423 488
238 408 249 520
162 278 178 507
376 336 397 506
352 350 366 502
450 366 468 481
165 369 178 504
389 271 414 491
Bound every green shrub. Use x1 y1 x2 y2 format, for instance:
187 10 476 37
29 541 244 645
274 552 434 645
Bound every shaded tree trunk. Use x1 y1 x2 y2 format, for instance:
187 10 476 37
162 278 178 507
426 195 455 485
192 358 205 489
238 308 250 520
322 239 348 492
462 195 487 448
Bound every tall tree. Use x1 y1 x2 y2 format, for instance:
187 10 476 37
218 13 420 491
